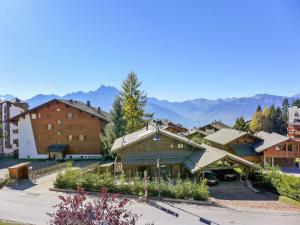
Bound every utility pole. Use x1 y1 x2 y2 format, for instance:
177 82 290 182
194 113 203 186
153 120 161 199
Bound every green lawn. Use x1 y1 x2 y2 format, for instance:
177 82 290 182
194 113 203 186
0 220 28 225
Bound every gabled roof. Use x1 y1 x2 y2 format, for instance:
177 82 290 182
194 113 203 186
200 121 231 130
183 144 257 174
184 128 208 137
204 129 261 146
254 131 289 153
111 125 205 153
8 99 108 122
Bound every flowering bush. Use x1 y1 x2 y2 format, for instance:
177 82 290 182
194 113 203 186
49 188 138 225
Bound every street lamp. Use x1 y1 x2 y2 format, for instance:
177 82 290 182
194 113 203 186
153 120 162 198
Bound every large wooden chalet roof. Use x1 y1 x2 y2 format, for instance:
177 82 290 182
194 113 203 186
8 99 109 122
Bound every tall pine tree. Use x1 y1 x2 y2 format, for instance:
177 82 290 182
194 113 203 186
281 98 289 135
102 96 126 155
121 72 151 133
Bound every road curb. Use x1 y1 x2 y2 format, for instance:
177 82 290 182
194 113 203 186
49 187 216 206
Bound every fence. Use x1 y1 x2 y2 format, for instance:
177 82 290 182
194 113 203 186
30 161 73 180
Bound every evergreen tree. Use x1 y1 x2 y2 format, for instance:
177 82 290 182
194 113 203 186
121 72 152 133
233 116 249 132
292 99 300 107
281 98 289 135
102 96 126 155
273 106 282 134
256 104 262 112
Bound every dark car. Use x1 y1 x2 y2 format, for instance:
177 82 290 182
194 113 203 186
203 171 219 185
211 169 237 181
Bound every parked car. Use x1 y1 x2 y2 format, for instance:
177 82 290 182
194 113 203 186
203 171 219 185
211 169 237 181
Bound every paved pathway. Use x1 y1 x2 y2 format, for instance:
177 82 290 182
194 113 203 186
0 174 299 225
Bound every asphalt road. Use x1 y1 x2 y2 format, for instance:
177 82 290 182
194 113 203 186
0 173 299 225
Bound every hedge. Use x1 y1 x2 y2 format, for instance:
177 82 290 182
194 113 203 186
250 165 300 201
54 169 209 200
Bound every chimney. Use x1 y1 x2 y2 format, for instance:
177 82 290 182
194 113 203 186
97 107 101 113
87 100 91 107
69 99 73 103
146 121 149 131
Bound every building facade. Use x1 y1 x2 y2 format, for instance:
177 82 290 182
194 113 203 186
288 106 300 142
204 129 300 167
0 99 28 155
9 99 108 159
111 126 256 179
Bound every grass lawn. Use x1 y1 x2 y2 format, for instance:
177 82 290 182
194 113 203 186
280 196 300 208
0 220 29 225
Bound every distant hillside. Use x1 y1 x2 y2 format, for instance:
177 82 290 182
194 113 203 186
2 87 299 128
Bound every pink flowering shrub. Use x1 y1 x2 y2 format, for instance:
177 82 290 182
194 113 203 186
49 188 139 225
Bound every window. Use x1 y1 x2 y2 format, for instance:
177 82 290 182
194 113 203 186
57 131 61 136
67 113 73 120
288 144 293 151
57 120 61 124
13 139 18 146
31 114 37 119
68 135 73 141
47 124 52 130
280 144 286 151
38 113 41 119
57 108 61 112
178 143 184 149
170 144 174 149
12 129 18 134
79 134 85 141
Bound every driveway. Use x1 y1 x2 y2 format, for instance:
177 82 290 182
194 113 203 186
209 180 278 201
209 181 300 212
281 166 300 178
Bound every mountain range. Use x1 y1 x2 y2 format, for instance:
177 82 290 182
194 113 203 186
1 86 299 128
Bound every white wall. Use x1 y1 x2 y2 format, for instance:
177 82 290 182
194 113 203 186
1 102 25 154
18 114 47 159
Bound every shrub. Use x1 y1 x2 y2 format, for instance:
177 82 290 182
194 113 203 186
54 171 209 200
48 188 139 225
250 166 300 201
54 168 82 189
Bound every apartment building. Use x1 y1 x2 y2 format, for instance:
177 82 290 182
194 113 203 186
9 99 108 159
0 98 28 155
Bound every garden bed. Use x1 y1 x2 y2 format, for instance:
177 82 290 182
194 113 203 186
54 169 209 201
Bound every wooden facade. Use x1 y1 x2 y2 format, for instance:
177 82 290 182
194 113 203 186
29 100 106 155
116 134 195 179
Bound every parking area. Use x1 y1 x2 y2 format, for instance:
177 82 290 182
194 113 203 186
209 180 277 201
281 166 300 178
209 180 300 212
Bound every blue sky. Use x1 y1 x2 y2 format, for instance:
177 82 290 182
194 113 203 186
0 0 300 101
